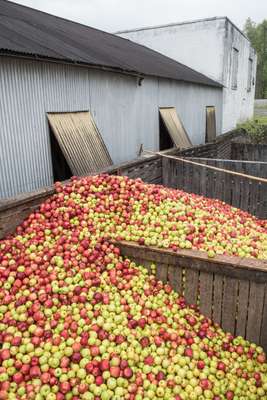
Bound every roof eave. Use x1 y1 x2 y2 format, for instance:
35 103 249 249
0 50 223 88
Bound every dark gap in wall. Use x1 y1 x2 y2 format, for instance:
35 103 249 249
159 115 173 151
49 127 72 182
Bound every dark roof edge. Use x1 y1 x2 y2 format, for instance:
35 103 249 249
0 51 222 89
116 16 250 42
0 50 144 78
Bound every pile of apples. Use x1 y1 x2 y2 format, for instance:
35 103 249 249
0 175 266 399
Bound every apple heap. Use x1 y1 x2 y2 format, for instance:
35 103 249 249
0 175 266 399
34 174 266 260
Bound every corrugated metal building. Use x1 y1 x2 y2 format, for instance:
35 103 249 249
0 1 223 198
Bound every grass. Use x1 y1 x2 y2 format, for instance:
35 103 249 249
254 116 267 125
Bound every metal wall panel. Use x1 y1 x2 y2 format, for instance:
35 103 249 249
158 79 222 144
0 57 222 198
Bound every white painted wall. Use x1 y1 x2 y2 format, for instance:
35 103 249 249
222 20 257 132
118 17 257 133
0 57 222 198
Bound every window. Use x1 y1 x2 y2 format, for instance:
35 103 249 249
247 58 253 92
231 48 239 90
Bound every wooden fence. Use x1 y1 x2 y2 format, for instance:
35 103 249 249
231 142 267 162
116 241 267 351
0 156 162 239
176 129 246 159
162 157 267 219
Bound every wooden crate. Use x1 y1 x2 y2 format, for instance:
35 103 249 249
116 241 267 351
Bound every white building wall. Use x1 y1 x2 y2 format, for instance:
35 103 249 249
221 19 257 132
118 17 257 133
118 18 225 83
0 57 222 198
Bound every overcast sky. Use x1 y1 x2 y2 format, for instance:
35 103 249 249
11 0 266 33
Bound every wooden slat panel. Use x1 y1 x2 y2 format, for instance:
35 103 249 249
162 158 171 187
205 168 214 199
231 175 241 209
235 279 250 338
168 265 183 294
199 271 213 318
184 268 199 305
214 170 222 200
260 286 267 349
246 282 265 344
223 164 233 205
221 277 239 333
260 182 267 219
213 274 224 325
199 163 207 196
183 164 191 193
135 259 153 274
156 263 168 283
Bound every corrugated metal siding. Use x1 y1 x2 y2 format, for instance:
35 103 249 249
89 72 159 162
0 57 222 198
0 60 53 197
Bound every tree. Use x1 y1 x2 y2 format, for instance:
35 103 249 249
244 18 267 98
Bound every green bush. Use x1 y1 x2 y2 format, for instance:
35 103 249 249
238 118 267 144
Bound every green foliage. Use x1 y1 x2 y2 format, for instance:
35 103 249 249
238 119 267 143
244 18 267 98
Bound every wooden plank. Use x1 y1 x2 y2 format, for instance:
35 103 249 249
213 274 224 325
246 282 265 344
135 259 153 274
184 267 199 305
199 271 213 318
249 181 259 216
156 263 168 283
260 286 267 350
235 279 250 338
223 163 233 205
221 277 239 334
199 162 207 197
257 182 267 219
240 179 250 212
205 167 214 199
162 158 170 187
183 164 191 193
231 176 241 209
115 242 267 281
168 264 183 294
176 160 184 190
214 170 223 200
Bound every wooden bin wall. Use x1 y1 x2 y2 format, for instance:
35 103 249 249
162 157 267 219
231 143 267 162
116 241 267 351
